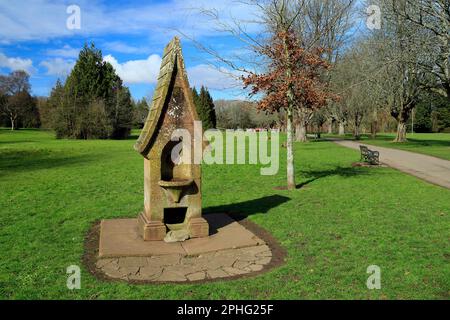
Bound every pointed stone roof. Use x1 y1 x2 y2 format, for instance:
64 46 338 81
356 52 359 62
134 37 195 157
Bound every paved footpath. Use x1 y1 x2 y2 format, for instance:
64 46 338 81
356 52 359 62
331 139 450 189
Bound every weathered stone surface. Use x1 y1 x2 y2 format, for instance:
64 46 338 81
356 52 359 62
245 245 270 255
99 218 185 257
134 37 207 241
97 214 272 282
206 255 237 270
223 266 250 275
97 241 273 281
102 263 124 278
233 260 252 270
255 257 272 265
139 265 163 279
182 215 264 255
186 271 206 281
124 266 140 276
207 269 229 279
256 250 272 258
164 229 190 243
99 214 265 257
157 268 187 282
96 258 115 269
147 254 182 267
118 257 148 268
246 264 264 272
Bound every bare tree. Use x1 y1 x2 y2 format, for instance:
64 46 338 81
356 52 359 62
391 0 450 101
186 0 337 189
0 71 33 130
291 0 356 141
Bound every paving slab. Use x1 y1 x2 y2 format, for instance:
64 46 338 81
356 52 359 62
99 214 265 257
99 219 185 257
181 214 265 255
95 214 275 282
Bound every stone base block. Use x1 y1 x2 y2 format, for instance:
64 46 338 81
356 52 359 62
98 213 265 258
138 212 166 241
188 217 209 238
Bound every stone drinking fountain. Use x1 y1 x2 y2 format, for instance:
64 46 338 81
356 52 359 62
133 37 209 242
93 37 276 282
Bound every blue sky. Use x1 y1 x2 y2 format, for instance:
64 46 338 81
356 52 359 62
0 0 261 100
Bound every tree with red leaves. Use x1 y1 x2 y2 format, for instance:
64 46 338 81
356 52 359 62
243 30 335 190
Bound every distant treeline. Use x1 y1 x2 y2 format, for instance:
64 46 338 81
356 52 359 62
0 44 218 138
1 44 448 136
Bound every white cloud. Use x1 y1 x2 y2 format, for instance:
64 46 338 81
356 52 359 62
0 52 35 74
0 0 261 42
103 54 162 84
46 45 79 58
103 41 147 54
103 53 241 89
40 58 75 76
187 64 241 90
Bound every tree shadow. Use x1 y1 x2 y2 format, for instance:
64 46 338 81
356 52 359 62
338 134 450 148
0 149 94 177
296 165 374 189
203 194 291 230
0 140 36 145
397 138 450 148
125 134 140 141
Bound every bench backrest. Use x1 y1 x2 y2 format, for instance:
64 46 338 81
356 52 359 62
360 145 369 153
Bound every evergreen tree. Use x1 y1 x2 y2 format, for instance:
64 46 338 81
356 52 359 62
109 86 133 139
205 88 217 129
197 86 217 130
41 79 64 130
192 87 200 116
53 43 133 139
132 98 149 128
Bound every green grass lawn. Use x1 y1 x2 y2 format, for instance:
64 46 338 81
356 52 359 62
326 133 450 161
0 129 449 299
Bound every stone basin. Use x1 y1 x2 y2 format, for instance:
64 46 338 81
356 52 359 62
158 179 193 203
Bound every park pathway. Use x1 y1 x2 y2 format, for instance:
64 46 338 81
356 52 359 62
331 139 450 189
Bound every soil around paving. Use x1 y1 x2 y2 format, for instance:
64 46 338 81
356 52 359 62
332 139 450 189
83 213 286 284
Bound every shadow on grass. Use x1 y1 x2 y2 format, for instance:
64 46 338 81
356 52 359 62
296 165 373 189
329 134 450 148
204 194 291 226
0 140 37 145
0 149 93 177
125 134 140 140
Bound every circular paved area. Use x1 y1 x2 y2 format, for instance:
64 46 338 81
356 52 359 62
95 244 272 282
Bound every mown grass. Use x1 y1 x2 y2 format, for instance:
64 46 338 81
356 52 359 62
325 133 450 160
0 129 449 299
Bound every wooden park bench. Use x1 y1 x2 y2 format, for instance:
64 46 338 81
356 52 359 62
359 145 380 165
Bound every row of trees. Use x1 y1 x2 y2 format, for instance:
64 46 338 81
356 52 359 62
1 47 220 138
327 0 450 141
215 100 279 129
193 0 449 189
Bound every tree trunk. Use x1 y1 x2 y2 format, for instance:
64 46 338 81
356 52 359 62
354 125 361 140
394 120 407 142
338 122 345 135
10 117 15 131
295 120 307 142
327 121 333 134
286 108 295 190
371 109 378 139
370 121 377 139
